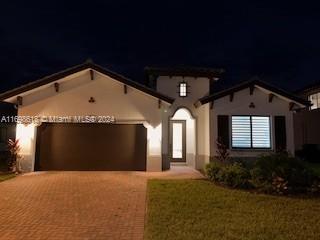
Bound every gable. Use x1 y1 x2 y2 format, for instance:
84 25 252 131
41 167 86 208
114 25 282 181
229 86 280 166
198 79 310 108
14 71 167 126
211 87 297 114
0 61 174 104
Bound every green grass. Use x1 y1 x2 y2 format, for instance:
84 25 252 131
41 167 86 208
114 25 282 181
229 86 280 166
145 179 320 240
0 173 15 182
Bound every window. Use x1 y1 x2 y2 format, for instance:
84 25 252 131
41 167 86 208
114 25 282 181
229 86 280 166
232 116 271 149
232 116 251 148
308 92 320 110
179 82 187 97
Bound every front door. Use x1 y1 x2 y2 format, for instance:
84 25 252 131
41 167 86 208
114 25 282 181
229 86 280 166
170 120 186 162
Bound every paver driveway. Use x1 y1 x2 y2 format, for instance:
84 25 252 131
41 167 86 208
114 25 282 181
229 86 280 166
0 172 147 240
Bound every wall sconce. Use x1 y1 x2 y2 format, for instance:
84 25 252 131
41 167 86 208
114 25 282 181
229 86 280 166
249 102 255 108
88 97 96 103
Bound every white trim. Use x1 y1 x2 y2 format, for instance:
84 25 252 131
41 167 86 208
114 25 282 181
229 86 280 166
4 70 89 102
255 85 305 107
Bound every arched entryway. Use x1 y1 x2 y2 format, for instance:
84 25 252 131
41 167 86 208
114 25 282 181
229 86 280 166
170 108 196 167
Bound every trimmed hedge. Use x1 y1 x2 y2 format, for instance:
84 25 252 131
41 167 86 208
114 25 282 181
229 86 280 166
205 153 320 195
205 162 252 189
251 153 318 194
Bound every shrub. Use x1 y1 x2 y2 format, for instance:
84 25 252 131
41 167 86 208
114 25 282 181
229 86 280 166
217 162 252 189
205 161 222 182
250 152 317 194
205 162 251 189
206 153 320 196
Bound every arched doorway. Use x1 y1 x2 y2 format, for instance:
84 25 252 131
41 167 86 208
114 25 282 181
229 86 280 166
170 108 196 167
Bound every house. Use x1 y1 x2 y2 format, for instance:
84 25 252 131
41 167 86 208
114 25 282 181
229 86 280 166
0 61 310 172
297 81 320 110
294 81 320 153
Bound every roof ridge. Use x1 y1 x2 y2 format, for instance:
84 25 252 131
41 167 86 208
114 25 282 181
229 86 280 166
144 66 225 78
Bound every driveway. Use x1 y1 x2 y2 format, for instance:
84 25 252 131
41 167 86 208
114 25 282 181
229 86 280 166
0 167 203 240
0 172 147 240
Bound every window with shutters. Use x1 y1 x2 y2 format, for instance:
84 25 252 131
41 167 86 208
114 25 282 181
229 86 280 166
231 116 271 149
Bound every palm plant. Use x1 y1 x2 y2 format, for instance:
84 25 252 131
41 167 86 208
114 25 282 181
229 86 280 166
7 139 21 173
216 138 230 163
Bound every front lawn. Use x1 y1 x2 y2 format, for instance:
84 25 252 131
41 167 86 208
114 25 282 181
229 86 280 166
0 173 15 182
145 179 320 240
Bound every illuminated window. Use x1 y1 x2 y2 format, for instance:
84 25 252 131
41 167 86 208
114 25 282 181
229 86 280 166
232 116 271 149
179 82 187 97
308 92 320 110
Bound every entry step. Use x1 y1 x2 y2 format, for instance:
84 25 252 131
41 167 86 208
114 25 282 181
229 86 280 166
171 162 187 166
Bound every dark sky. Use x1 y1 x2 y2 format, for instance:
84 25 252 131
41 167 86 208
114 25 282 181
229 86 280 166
1 1 320 93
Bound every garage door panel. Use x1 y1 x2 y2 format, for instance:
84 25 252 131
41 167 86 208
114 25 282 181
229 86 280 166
35 123 147 171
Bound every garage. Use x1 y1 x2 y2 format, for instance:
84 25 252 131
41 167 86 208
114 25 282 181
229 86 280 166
35 123 147 171
0 62 174 172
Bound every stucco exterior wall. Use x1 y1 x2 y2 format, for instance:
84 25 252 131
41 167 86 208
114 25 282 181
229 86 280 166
195 104 210 169
157 76 211 169
8 69 299 171
210 87 295 158
12 70 169 172
156 76 210 106
18 71 166 126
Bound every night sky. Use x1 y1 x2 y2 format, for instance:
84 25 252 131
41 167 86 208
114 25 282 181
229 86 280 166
1 1 320 93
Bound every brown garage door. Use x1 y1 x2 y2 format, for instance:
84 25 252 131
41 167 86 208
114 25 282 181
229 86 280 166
35 123 147 171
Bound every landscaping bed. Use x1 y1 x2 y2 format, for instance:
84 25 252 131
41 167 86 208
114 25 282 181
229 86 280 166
205 153 320 196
